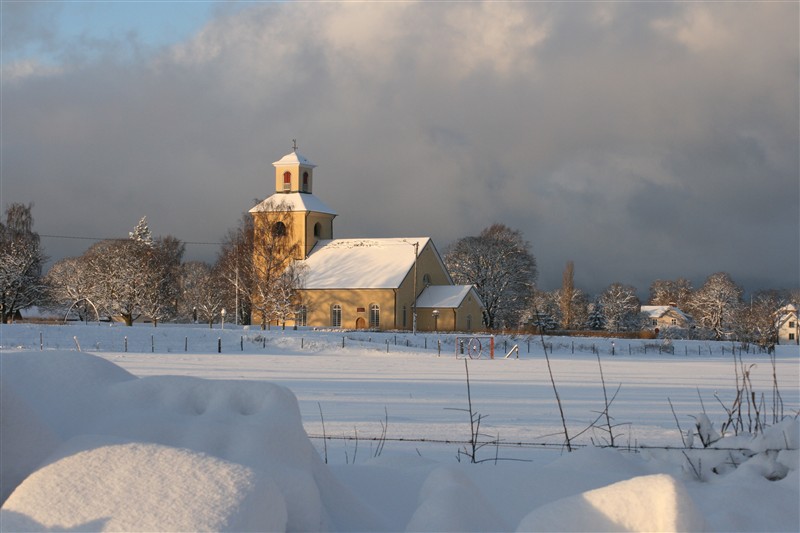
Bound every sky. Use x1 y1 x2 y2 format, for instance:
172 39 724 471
1 1 798 297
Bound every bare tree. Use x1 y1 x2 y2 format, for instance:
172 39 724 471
216 211 256 325
689 272 742 340
445 224 537 329
0 203 48 322
559 261 576 329
649 278 693 309
599 282 641 332
734 289 787 350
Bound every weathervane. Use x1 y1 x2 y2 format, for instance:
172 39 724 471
292 139 298 151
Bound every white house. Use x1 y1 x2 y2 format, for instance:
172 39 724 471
777 304 799 345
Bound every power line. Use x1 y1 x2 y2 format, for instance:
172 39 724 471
39 234 224 246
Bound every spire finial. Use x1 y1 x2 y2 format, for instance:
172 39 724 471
292 139 298 152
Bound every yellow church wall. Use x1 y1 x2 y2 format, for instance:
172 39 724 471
304 212 334 255
299 288 397 329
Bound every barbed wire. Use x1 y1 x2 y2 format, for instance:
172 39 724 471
306 433 797 454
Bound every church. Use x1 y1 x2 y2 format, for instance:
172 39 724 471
248 147 484 332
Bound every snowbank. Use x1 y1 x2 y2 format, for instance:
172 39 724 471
2 437 286 532
0 351 381 532
516 473 705 532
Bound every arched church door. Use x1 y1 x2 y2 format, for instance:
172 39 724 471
355 317 366 329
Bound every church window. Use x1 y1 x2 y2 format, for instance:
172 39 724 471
369 304 380 329
272 221 287 237
466 314 472 331
314 222 321 238
331 304 342 327
283 171 291 191
296 306 307 327
302 172 309 192
402 305 407 329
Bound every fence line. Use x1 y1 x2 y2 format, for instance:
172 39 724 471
305 433 795 454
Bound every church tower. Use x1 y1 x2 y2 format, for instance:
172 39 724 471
249 144 337 260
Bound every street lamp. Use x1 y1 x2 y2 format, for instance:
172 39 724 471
221 308 226 330
432 309 440 332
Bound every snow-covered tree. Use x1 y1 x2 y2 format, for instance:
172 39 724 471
82 239 147 326
129 216 153 246
689 272 742 340
140 236 184 326
0 203 48 322
44 256 100 322
179 261 227 327
56 219 183 326
445 224 537 329
599 282 641 332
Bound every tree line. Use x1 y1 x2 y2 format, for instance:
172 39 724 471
443 225 798 349
1 203 796 349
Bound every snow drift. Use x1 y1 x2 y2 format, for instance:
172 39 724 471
0 351 381 532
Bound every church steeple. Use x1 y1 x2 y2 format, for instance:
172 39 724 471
251 144 336 261
273 141 316 194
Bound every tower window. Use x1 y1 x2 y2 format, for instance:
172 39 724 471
331 304 342 328
272 221 287 237
302 172 309 192
423 273 431 286
314 222 321 238
369 304 380 329
283 171 291 191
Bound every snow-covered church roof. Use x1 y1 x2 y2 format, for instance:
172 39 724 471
273 150 316 168
300 238 433 289
415 285 481 309
249 193 336 216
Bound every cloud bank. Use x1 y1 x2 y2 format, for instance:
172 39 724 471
2 2 797 295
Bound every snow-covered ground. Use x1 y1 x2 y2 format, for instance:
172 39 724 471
1 322 798 532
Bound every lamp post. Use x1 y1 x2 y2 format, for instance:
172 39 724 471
221 308 226 330
432 309 440 332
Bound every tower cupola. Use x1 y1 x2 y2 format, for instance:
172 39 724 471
274 141 316 194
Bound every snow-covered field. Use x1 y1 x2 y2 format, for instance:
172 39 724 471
1 322 798 532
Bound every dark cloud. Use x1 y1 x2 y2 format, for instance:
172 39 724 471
2 2 797 297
